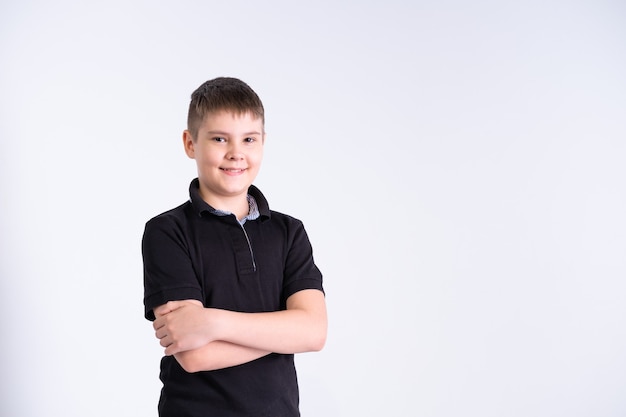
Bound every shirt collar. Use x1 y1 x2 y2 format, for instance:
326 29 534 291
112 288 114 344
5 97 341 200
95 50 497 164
188 178 271 221
212 194 260 224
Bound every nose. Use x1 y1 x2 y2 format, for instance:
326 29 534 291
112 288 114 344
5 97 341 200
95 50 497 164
226 143 244 160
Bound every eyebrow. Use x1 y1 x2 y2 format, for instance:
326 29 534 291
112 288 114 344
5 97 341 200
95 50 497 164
206 130 262 136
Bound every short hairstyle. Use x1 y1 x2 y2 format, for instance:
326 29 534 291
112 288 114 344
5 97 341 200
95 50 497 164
187 77 265 139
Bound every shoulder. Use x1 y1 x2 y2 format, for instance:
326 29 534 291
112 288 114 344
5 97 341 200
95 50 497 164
262 210 317 249
267 209 306 228
144 201 194 234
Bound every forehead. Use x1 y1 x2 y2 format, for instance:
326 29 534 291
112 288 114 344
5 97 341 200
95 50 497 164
199 110 264 130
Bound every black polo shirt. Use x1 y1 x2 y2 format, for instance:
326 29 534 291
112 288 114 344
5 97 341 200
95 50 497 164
142 179 324 417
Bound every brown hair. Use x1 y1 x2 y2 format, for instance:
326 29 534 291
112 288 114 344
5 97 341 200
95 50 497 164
187 77 265 139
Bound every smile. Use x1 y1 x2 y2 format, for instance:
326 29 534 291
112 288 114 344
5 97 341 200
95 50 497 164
221 168 246 174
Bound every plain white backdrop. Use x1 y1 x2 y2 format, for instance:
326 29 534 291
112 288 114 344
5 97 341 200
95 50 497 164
1 1 625 416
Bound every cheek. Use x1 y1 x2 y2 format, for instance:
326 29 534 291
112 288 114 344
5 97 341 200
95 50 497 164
252 155 263 169
200 152 221 165
253 149 264 164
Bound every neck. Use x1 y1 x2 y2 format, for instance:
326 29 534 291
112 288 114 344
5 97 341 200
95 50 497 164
199 190 249 220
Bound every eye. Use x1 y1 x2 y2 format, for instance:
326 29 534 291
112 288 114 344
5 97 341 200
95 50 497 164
212 137 226 143
244 137 256 143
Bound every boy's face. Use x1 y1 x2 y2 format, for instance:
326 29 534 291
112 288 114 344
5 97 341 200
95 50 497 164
183 110 264 207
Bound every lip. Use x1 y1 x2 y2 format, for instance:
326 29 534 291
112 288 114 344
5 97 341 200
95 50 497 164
220 167 247 175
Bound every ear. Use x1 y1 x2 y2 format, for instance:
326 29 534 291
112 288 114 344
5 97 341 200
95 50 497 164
182 130 195 159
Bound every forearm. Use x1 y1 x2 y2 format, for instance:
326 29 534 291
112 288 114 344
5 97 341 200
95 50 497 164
154 289 327 357
174 341 270 373
213 289 327 354
214 308 325 354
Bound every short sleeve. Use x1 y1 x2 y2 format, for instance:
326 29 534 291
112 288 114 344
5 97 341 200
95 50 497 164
142 215 203 320
282 220 324 301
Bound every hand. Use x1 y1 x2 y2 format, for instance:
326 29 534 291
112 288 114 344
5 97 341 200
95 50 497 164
153 300 219 356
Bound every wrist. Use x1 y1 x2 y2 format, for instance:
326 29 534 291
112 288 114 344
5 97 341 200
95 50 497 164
205 307 227 342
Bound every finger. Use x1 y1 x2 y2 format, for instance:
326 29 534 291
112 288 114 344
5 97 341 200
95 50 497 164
155 327 166 340
153 316 167 331
153 301 182 321
165 300 185 312
165 343 181 356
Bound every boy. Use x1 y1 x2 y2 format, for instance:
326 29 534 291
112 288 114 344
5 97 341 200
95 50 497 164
142 77 327 417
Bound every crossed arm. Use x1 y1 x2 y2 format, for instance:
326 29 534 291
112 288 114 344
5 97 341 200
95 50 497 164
152 289 327 373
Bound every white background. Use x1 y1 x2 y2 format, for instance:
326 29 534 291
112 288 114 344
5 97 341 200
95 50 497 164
1 1 625 416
